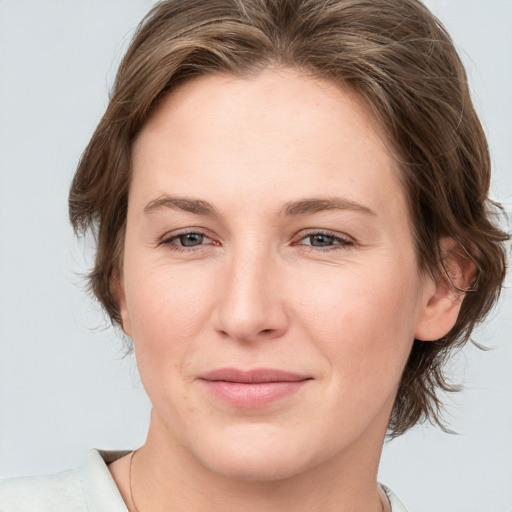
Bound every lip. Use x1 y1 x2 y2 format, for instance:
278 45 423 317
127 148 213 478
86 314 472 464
197 368 312 408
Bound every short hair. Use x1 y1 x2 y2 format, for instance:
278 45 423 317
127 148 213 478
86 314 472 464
69 0 509 436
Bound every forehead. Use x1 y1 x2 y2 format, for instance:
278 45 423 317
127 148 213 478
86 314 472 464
136 68 392 161
131 68 406 221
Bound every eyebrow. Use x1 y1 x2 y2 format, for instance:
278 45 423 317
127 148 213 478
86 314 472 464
144 196 220 217
281 197 377 217
143 195 376 218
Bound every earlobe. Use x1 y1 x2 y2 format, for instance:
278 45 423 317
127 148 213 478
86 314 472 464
113 273 133 337
414 238 476 342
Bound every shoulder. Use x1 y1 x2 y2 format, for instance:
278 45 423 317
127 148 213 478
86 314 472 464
0 449 129 512
0 468 85 511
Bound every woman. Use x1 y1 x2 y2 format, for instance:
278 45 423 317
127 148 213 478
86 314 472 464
0 0 508 511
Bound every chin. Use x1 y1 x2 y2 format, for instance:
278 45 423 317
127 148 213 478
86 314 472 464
202 450 311 483
188 424 330 483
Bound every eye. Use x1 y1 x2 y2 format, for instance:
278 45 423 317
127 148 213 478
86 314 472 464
303 233 338 247
296 231 353 249
175 232 207 247
160 230 216 251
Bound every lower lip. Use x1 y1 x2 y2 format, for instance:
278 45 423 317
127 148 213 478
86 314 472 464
199 380 309 408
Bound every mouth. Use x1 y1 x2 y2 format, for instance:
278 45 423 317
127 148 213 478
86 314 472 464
197 368 312 408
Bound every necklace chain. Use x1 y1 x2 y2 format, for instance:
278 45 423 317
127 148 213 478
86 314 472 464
128 450 140 512
380 486 392 512
128 449 390 512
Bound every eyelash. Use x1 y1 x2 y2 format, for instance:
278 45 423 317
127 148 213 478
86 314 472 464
159 230 218 253
159 229 354 253
293 230 354 251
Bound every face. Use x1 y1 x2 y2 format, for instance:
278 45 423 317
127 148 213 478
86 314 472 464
119 69 437 481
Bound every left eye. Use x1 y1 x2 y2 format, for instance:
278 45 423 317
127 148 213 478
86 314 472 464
298 233 352 248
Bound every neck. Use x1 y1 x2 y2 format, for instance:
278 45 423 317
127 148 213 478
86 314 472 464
127 412 388 512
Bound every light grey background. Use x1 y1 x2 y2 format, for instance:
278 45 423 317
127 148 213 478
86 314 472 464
0 1 511 511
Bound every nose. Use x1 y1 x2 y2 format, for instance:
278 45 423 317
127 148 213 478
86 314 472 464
212 243 289 343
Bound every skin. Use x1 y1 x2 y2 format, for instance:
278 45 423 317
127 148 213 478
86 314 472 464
109 68 466 512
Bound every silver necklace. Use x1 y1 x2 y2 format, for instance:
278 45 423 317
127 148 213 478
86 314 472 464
128 450 140 512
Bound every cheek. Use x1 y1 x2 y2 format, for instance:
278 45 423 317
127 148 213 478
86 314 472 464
123 260 214 368
292 260 420 383
124 266 216 421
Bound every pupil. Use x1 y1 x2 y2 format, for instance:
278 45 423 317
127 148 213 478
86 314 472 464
311 234 334 247
179 233 203 246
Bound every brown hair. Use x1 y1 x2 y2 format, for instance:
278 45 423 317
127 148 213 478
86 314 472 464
69 0 509 436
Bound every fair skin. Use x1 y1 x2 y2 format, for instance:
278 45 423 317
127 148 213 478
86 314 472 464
109 68 465 512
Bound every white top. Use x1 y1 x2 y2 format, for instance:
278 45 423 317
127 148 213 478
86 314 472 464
0 450 409 511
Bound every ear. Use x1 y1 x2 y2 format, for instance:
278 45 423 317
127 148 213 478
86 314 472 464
414 238 476 341
112 272 133 338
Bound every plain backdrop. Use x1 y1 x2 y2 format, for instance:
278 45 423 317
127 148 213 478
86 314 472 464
0 1 511 511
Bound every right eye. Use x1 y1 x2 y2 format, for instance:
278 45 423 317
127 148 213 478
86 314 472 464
160 230 216 251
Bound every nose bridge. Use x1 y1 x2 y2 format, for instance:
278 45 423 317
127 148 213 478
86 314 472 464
214 238 287 342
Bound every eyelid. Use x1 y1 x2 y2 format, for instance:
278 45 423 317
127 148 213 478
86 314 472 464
293 229 355 248
158 228 218 249
157 227 354 252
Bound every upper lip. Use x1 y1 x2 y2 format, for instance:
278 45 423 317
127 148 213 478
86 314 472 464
198 368 311 383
